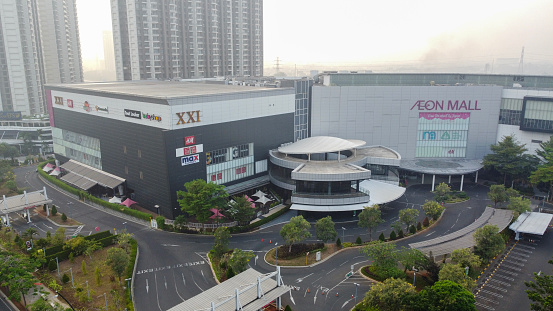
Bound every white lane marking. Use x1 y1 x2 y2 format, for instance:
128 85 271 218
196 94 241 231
314 288 319 304
154 274 162 311
341 299 353 309
173 271 185 302
311 277 322 285
182 273 186 286
296 273 313 283
161 244 179 247
339 260 348 266
164 276 167 289
425 231 436 237
146 279 149 293
326 268 336 275
192 274 204 292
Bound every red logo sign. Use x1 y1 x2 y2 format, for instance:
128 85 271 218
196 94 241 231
185 136 195 146
67 99 73 108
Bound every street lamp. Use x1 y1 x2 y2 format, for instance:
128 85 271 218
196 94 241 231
275 243 278 266
122 222 127 231
155 205 160 215
413 266 419 286
354 283 359 305
342 227 346 242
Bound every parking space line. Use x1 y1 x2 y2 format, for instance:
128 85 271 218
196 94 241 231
494 274 515 281
484 284 508 292
480 289 503 298
475 301 495 310
489 279 511 286
503 259 525 266
476 295 499 304
500 265 521 271
496 270 518 276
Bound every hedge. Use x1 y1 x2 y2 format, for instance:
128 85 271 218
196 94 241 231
37 161 152 221
124 239 138 311
45 231 116 262
229 206 290 233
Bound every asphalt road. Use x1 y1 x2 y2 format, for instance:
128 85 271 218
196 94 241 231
11 165 531 311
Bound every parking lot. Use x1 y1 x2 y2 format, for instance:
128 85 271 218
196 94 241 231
475 230 552 311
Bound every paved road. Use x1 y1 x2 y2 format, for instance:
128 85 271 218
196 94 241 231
13 165 543 311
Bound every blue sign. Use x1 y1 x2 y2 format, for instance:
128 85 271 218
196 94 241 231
0 111 22 121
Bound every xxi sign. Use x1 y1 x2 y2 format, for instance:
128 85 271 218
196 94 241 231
176 111 201 125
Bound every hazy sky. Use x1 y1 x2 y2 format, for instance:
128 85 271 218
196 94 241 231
77 0 553 73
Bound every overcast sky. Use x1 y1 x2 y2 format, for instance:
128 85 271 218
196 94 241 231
77 0 553 73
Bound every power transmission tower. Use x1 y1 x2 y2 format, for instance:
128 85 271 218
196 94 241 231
274 57 281 73
518 46 524 74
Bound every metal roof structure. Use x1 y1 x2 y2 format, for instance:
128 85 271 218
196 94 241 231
400 158 483 175
409 207 513 256
278 136 366 154
167 267 290 311
509 212 553 236
358 180 406 205
0 188 52 214
60 160 125 189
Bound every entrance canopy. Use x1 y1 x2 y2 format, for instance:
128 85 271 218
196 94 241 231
0 188 52 214
60 160 125 190
510 212 553 237
358 180 406 205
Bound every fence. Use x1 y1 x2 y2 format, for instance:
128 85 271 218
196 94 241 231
184 221 238 230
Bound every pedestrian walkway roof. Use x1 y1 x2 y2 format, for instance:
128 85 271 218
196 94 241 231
509 212 553 236
59 160 125 190
0 189 52 214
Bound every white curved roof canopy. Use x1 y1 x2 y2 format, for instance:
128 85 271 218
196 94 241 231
278 136 366 155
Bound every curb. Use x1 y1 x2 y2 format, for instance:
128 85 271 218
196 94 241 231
131 245 138 309
0 288 19 311
34 208 82 228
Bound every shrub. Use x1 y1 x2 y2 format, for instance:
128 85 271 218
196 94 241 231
398 229 404 238
48 259 57 272
457 192 468 199
226 267 235 279
51 205 57 216
378 232 385 241
61 213 67 222
277 243 324 259
417 222 422 231
95 267 102 285
409 225 417 234
62 273 70 284
155 216 165 230
68 252 74 263
336 238 341 247
423 217 430 227
81 260 87 275
356 236 362 245
284 305 292 311
389 231 397 240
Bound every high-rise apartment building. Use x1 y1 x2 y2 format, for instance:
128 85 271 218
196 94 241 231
111 0 263 80
0 0 82 116
103 30 115 74
37 0 83 84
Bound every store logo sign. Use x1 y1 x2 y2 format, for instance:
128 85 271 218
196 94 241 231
422 131 461 140
54 96 63 105
124 109 142 119
95 105 109 113
176 144 203 157
67 99 73 108
185 136 195 146
181 154 200 166
176 110 201 125
143 112 162 122
411 100 481 111
83 101 91 112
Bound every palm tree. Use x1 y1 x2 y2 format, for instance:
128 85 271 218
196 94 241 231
22 227 38 241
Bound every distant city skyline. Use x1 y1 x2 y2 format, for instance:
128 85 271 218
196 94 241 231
77 0 553 77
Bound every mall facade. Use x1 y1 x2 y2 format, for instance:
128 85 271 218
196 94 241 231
45 73 553 216
45 82 294 218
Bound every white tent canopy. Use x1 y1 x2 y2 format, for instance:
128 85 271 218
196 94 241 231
510 212 553 240
109 196 122 204
252 190 266 198
255 195 271 205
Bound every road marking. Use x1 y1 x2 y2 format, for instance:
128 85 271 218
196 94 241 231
339 260 348 266
425 231 436 237
182 273 186 286
164 276 167 289
136 261 206 275
311 277 322 285
341 299 352 309
192 274 204 292
173 271 185 302
296 273 313 283
326 268 336 275
161 244 179 247
313 288 319 304
146 279 149 293
154 274 162 311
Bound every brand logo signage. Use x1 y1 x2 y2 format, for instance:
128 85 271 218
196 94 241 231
176 111 201 125
176 144 203 157
95 105 109 113
0 111 22 121
142 112 162 122
124 109 141 119
185 136 195 146
54 96 63 105
83 101 91 112
181 154 200 166
410 100 481 111
67 99 73 108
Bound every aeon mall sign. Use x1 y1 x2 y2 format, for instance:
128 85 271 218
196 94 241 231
410 100 481 111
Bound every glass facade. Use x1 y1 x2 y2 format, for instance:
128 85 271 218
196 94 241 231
521 97 553 133
498 98 523 126
52 127 102 169
206 143 254 184
294 80 312 141
416 113 469 158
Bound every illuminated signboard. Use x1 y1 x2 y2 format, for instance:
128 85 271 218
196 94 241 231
176 110 201 125
67 99 73 108
176 144 203 157
185 136 195 146
410 100 481 111
416 113 470 158
181 154 200 166
0 111 22 121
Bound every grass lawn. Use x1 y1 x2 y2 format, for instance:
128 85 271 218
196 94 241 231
43 245 127 310
264 244 338 266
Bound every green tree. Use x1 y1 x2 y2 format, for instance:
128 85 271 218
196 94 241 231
63 236 88 256
51 205 58 216
488 184 508 207
106 247 130 283
212 226 231 258
81 260 87 275
228 249 254 274
227 195 256 224
83 240 102 259
358 205 384 241
280 216 312 252
451 248 482 272
391 220 402 234
483 135 537 185
398 248 427 273
508 196 532 219
29 297 66 311
389 231 397 240
438 263 476 291
434 182 451 202
61 213 67 222
360 241 398 270
363 277 417 311
531 137 553 196
22 227 38 241
116 230 134 253
177 179 228 223
52 227 65 246
173 215 187 231
525 257 553 311
473 224 506 262
417 280 476 311
0 250 39 304
95 267 102 285
399 208 419 232
422 201 445 221
314 216 337 243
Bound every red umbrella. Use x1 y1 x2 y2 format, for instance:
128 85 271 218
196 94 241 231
209 208 226 219
120 198 137 207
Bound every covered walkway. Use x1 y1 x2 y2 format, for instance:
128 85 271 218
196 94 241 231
509 212 553 240
400 158 482 192
60 160 126 193
409 207 513 257
0 187 52 225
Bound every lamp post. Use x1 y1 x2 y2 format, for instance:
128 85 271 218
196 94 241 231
275 243 278 266
354 283 359 305
342 227 346 242
122 222 127 231
413 266 419 286
155 205 160 215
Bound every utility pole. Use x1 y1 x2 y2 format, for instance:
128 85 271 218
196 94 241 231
518 46 525 74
